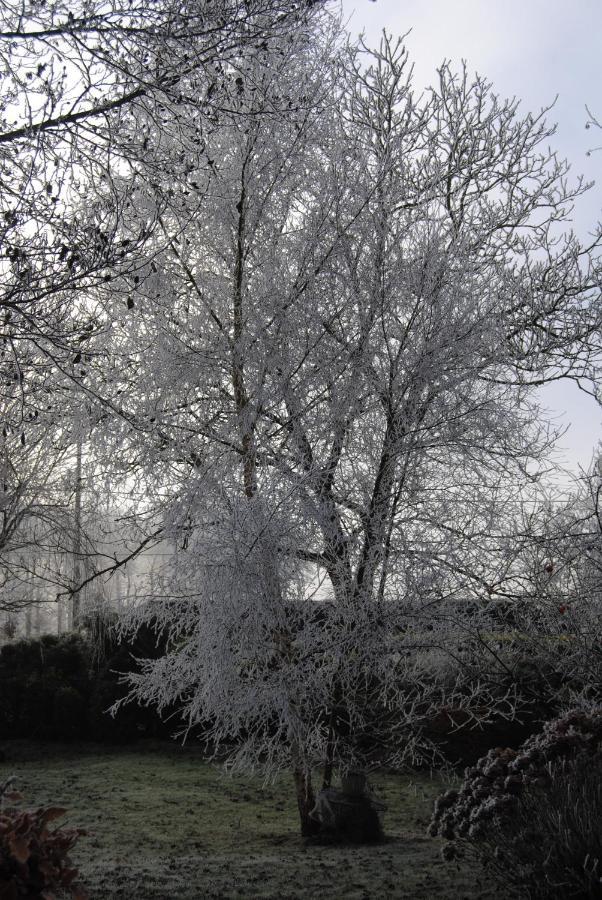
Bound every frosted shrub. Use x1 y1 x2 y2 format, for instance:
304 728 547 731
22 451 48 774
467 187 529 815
430 708 602 898
495 759 602 899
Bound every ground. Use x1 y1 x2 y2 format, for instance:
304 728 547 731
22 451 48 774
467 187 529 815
1 741 502 899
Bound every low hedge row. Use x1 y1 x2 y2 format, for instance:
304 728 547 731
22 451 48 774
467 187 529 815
0 629 180 743
0 628 576 759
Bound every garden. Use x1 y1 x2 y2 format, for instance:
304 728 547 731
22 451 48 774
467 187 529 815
1 742 479 899
1 633 601 898
1 0 602 897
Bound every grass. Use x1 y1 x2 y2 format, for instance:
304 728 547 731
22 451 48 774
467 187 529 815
1 741 499 899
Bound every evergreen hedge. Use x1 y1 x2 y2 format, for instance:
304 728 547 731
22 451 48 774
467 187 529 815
0 626 180 742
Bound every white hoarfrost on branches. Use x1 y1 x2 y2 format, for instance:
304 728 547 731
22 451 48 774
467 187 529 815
6 0 602 834
0 0 329 429
0 0 332 624
99 22 602 832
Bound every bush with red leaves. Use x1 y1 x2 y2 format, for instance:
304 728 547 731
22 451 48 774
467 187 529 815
0 778 87 900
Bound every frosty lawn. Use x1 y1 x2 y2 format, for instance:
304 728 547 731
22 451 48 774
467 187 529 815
3 742 499 899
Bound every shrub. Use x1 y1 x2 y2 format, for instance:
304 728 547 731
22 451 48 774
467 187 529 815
0 625 184 743
422 705 542 767
88 667 143 743
0 674 23 739
430 707 602 898
0 634 91 741
18 673 61 740
52 685 87 740
430 707 602 841
38 633 89 681
88 621 185 743
0 777 87 899
487 758 602 899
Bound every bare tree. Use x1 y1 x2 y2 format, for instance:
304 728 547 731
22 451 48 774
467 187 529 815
0 0 332 425
586 105 602 156
96 29 602 837
0 0 338 634
0 407 75 612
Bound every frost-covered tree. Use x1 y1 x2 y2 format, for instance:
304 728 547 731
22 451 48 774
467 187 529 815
0 392 112 635
0 0 329 424
0 0 334 635
0 418 72 608
96 25 602 835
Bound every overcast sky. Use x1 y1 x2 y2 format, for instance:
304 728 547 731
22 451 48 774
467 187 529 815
340 0 602 484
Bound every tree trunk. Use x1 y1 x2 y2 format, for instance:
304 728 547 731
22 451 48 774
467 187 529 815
71 433 83 630
293 764 320 837
322 715 335 790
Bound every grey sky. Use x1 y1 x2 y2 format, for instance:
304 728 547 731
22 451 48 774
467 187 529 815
341 0 602 482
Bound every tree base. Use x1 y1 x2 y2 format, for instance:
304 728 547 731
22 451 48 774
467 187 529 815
309 787 385 844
